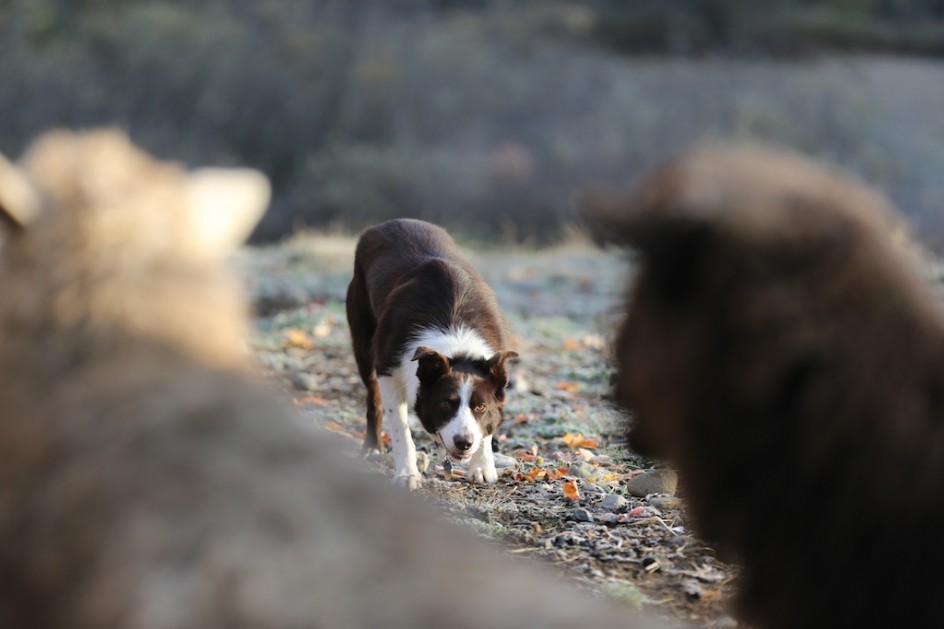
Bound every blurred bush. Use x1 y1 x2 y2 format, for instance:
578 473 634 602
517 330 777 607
2 0 943 246
590 0 944 55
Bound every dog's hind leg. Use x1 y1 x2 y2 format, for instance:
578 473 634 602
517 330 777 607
346 267 384 453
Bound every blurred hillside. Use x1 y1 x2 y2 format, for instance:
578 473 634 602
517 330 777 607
3 0 944 248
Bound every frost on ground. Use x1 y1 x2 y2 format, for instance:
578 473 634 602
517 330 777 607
236 232 740 628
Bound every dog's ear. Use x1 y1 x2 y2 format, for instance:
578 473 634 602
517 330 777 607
411 346 451 387
484 350 519 401
0 152 40 237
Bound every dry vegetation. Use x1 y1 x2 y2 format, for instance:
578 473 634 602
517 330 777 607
3 1 944 248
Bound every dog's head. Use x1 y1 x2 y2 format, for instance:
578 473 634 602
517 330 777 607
411 347 518 461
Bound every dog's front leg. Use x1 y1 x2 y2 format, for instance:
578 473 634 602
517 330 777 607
378 375 422 490
467 434 498 484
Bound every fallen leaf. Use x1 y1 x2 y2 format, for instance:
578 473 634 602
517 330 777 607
313 316 335 338
563 479 580 500
562 433 599 449
576 447 596 461
283 328 316 350
294 395 328 407
555 381 579 393
320 422 356 440
515 451 536 462
562 338 581 351
700 589 724 602
599 473 624 483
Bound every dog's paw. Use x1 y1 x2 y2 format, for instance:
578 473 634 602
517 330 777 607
469 463 499 485
392 472 423 491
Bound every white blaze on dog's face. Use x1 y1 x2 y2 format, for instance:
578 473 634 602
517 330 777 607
412 347 517 461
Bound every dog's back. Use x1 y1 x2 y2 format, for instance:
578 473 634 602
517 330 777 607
0 131 672 629
352 218 512 356
597 143 944 628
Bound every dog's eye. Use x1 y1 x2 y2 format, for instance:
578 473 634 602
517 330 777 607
439 401 450 409
473 403 487 413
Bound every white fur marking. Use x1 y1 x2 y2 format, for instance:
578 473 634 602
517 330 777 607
438 377 483 459
399 326 494 407
469 434 498 484
378 374 421 490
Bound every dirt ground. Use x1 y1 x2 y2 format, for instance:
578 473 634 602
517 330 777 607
235 232 741 629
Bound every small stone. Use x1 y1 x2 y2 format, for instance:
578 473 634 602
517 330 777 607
252 286 309 316
573 508 594 522
290 372 318 392
510 368 531 393
570 461 605 482
601 494 628 510
493 453 517 469
625 469 678 497
682 579 705 599
641 556 661 573
416 451 430 474
649 496 682 509
364 449 387 463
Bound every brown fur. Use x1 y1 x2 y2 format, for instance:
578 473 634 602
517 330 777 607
596 142 944 628
0 129 674 629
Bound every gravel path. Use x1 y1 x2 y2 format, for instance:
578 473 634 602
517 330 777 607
236 233 741 628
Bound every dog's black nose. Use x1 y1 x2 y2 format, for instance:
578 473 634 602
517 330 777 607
453 435 473 451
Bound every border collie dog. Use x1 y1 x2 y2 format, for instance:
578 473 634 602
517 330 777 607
346 219 518 490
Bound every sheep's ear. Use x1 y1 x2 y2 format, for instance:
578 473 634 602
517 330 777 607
582 163 713 305
184 167 270 255
0 153 40 235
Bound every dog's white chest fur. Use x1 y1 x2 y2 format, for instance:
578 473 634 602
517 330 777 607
379 326 498 489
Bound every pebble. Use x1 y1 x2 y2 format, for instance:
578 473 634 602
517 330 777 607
570 461 605 482
416 451 430 474
252 286 310 316
364 449 386 463
649 495 682 509
625 469 678 497
572 508 594 522
601 494 628 510
290 371 319 392
493 453 517 469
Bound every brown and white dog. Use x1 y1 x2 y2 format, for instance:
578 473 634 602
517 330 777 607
596 142 944 629
346 218 518 490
